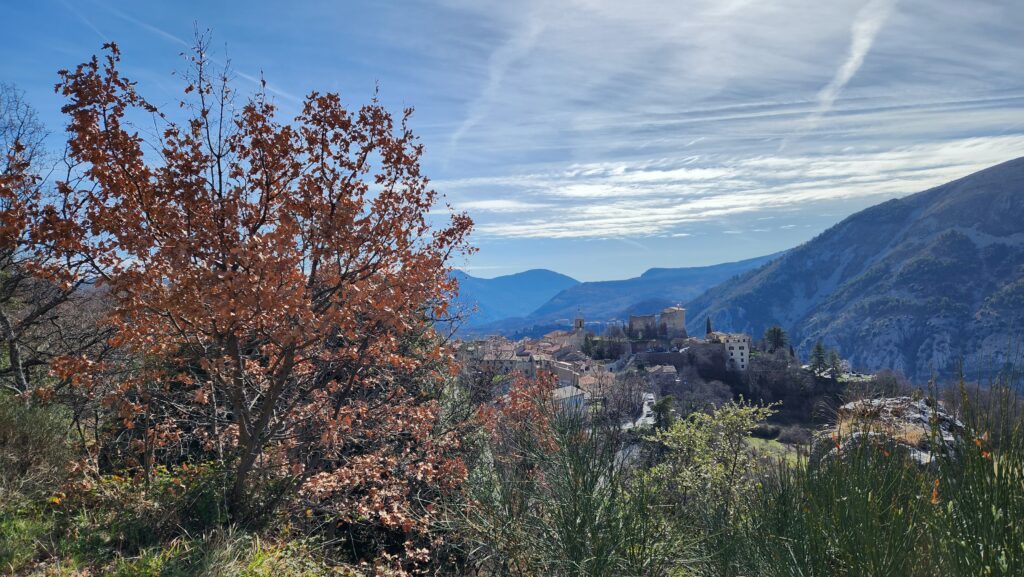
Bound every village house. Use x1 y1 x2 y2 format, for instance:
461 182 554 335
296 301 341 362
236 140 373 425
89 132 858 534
706 331 752 371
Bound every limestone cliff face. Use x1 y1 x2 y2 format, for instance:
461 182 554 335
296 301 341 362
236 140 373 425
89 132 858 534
686 157 1024 382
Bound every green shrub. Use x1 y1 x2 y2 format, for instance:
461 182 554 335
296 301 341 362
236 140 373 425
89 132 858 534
50 462 231 563
646 399 778 522
643 399 777 576
735 384 1024 577
461 401 688 577
105 530 352 577
745 439 934 577
0 394 71 495
0 396 72 573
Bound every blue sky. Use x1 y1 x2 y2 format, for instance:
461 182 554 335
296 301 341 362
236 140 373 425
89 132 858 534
3 0 1023 281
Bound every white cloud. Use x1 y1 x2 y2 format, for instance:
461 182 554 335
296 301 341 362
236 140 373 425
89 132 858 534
100 3 302 104
457 198 552 212
461 135 1024 239
408 1 1024 249
446 12 546 154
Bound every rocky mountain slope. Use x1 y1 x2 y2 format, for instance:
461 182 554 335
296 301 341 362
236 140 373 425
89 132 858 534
685 157 1024 381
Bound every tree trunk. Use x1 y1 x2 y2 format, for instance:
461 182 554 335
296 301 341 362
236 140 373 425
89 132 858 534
229 450 256 521
0 309 29 393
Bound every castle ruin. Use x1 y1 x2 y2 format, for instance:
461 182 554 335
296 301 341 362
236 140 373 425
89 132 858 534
628 306 688 340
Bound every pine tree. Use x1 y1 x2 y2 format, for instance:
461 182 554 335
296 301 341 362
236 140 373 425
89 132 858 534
706 316 713 336
583 334 596 357
811 341 827 375
652 395 676 430
827 349 843 379
764 325 788 353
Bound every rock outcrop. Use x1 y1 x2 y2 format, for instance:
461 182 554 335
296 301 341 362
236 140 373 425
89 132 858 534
816 396 964 465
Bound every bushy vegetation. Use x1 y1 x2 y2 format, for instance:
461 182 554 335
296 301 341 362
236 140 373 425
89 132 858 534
2 37 471 575
457 376 683 577
7 341 1022 577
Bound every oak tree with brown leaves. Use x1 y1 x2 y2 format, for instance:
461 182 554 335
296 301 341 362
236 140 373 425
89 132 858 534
52 39 473 554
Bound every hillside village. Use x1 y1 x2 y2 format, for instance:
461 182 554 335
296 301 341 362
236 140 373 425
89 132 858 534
458 305 768 424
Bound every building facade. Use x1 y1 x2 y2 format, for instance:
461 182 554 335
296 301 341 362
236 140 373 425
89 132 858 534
628 314 658 339
708 331 752 371
659 306 687 339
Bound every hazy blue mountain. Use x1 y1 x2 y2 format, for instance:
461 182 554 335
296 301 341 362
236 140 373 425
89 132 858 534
453 269 579 326
461 254 778 336
529 254 780 322
685 156 1024 382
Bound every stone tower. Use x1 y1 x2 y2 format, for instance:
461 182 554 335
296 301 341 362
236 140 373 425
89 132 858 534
572 308 586 348
660 306 687 339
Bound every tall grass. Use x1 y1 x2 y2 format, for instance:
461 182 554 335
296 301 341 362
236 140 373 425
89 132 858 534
0 393 71 495
743 440 933 577
733 379 1024 577
4 375 1023 576
932 381 1024 576
459 405 689 577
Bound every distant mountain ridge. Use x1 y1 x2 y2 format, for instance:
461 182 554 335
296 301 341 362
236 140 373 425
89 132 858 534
459 254 778 336
528 254 780 323
685 156 1024 381
452 269 579 327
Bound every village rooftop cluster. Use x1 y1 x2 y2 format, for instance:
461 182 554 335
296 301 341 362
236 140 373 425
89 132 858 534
457 306 753 425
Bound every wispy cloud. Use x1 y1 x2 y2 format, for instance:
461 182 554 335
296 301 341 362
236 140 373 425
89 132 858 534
417 1 1024 257
447 13 545 156
103 4 189 47
454 135 1024 239
804 0 897 129
15 0 1021 279
99 2 302 104
60 0 108 42
457 198 553 212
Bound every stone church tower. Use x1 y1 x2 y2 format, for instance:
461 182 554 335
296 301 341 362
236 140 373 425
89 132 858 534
572 308 586 347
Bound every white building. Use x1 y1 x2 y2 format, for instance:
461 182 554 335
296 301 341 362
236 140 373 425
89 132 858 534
707 331 752 371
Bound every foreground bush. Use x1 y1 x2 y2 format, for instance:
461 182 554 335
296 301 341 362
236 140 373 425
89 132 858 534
0 466 405 576
5 525 377 577
0 394 71 496
735 383 1024 577
458 376 687 577
745 440 933 577
933 384 1024 576
1 36 477 574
